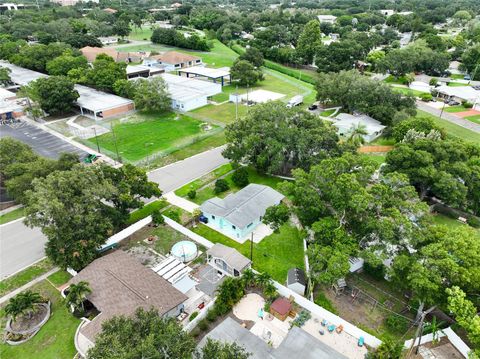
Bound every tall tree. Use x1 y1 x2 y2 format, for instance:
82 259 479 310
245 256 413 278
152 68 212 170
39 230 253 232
198 339 251 359
296 20 323 64
238 47 264 68
46 52 88 76
223 102 343 176
230 59 263 87
66 281 91 314
315 40 364 73
132 77 171 113
28 76 79 115
87 54 127 92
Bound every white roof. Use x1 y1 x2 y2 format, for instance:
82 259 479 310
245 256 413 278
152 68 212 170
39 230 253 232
1 61 133 112
126 65 151 75
437 85 480 102
0 88 16 101
161 73 221 102
177 66 230 79
334 113 386 135
317 15 337 20
236 89 285 104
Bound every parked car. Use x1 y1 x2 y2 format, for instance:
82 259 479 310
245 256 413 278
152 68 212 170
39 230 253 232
308 104 318 111
286 95 304 108
448 100 460 106
83 154 98 164
199 215 209 224
464 74 471 81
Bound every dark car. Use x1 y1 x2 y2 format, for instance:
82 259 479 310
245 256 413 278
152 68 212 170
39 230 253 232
308 104 318 111
448 100 460 106
199 215 209 224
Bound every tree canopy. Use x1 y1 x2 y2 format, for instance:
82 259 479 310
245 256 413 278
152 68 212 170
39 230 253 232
26 76 79 115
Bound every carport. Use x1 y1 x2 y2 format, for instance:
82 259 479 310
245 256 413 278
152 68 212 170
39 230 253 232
177 67 231 86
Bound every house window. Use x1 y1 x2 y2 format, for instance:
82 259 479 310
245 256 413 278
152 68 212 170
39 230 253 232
212 215 215 220
232 225 236 230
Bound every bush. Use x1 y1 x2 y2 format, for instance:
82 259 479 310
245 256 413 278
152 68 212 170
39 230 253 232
191 328 201 338
151 209 165 225
231 167 249 187
385 314 408 333
189 311 199 322
420 93 433 102
206 309 217 322
164 208 181 223
462 101 473 109
467 216 480 228
187 189 197 199
198 319 209 331
214 179 230 194
429 78 438 86
364 261 386 281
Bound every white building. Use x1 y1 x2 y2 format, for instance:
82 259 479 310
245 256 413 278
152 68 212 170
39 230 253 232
161 73 222 111
333 113 386 142
98 37 118 46
379 9 395 17
436 85 480 110
317 15 337 24
50 0 99 6
0 3 26 11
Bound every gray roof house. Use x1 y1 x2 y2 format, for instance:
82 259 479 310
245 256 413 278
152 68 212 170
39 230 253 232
333 113 386 142
206 243 251 277
200 184 284 241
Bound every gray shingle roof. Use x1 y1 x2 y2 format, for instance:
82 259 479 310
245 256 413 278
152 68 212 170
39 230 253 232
207 243 251 271
287 267 306 286
200 184 284 228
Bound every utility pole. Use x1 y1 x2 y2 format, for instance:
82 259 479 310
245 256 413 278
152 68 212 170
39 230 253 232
93 127 100 153
439 101 446 119
110 122 121 163
406 306 435 358
250 231 253 261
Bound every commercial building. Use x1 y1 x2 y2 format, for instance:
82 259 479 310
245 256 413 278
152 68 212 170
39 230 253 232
80 46 143 63
0 3 26 11
50 0 98 6
69 251 187 357
1 62 134 120
161 73 222 111
333 113 386 142
143 51 202 72
200 184 284 241
177 66 231 86
0 88 23 119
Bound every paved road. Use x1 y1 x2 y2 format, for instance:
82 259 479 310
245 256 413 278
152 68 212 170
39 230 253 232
148 146 229 193
416 101 480 134
0 219 47 279
0 146 228 278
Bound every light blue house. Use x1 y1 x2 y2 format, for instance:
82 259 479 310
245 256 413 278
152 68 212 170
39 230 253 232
200 184 284 241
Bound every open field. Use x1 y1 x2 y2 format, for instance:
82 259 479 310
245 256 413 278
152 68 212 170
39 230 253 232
192 223 304 282
0 258 54 297
0 207 25 225
83 112 220 162
465 115 480 124
445 105 470 113
190 103 248 125
0 280 80 359
391 86 427 97
128 26 153 41
431 214 480 238
416 110 480 144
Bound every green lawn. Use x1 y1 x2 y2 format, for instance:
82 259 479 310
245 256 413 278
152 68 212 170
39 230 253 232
117 40 238 68
190 103 248 125
128 26 153 41
127 200 169 225
450 74 465 80
391 86 427 97
361 154 386 166
416 110 480 144
0 280 80 359
320 109 336 117
188 167 285 205
47 271 72 287
150 225 191 255
175 163 233 197
0 207 25 224
431 214 480 238
84 112 219 162
465 115 480 124
192 223 305 282
0 258 54 297
445 105 469 113
448 82 469 87
369 136 396 146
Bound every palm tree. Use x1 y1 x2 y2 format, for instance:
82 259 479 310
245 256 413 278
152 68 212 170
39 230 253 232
241 268 256 288
255 272 272 289
347 123 368 146
66 281 91 315
263 282 278 300
423 317 445 344
5 291 43 322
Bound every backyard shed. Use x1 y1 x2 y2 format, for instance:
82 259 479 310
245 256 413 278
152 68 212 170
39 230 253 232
287 268 306 295
270 297 292 321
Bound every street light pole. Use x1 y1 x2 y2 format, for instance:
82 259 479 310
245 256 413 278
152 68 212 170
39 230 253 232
250 231 253 262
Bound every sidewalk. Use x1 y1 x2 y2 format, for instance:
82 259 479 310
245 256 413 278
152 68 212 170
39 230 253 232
416 101 480 134
163 192 199 213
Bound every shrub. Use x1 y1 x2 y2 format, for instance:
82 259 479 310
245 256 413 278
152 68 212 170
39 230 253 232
187 189 196 199
420 93 433 102
206 309 217 322
214 179 230 194
467 216 480 228
151 209 165 225
364 261 386 281
231 167 249 187
385 314 408 333
198 319 209 331
462 101 473 109
191 328 201 338
189 311 199 322
429 78 438 86
165 208 181 223
314 292 338 314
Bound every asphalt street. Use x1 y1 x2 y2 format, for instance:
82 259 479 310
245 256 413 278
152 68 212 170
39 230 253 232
0 219 47 279
0 146 229 278
147 145 229 193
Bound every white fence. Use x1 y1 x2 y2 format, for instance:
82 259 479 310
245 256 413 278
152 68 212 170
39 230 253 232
404 327 471 358
100 216 153 250
183 298 216 332
164 217 214 249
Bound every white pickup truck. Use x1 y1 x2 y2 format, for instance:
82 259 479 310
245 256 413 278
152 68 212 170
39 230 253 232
286 95 304 108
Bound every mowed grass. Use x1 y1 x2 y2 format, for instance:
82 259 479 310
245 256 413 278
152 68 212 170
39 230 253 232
0 258 54 297
391 86 427 97
192 223 304 282
466 115 480 124
47 270 72 287
445 105 469 113
174 163 233 197
190 103 248 125
431 214 480 239
129 26 154 41
86 112 216 162
126 199 169 225
0 280 80 359
416 110 480 144
0 207 25 224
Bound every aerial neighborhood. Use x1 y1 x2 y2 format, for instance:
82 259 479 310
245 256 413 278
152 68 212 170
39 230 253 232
0 0 479 358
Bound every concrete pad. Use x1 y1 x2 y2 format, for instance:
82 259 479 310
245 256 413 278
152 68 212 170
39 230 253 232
163 192 199 213
233 293 265 322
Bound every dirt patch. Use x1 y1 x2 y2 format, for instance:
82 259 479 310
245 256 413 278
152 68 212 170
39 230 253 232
123 244 164 267
10 304 48 332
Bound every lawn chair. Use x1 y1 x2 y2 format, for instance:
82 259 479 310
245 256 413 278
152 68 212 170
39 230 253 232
318 329 325 335
327 324 336 333
321 319 327 326
336 325 344 334
358 336 365 347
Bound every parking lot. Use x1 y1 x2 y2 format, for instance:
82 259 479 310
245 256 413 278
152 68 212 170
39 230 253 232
0 120 88 160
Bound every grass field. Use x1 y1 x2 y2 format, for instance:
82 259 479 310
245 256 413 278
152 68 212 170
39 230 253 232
174 163 233 197
192 223 304 282
466 115 480 124
84 112 219 162
391 86 427 97
320 109 336 117
190 103 248 125
0 207 25 224
0 280 80 359
416 110 480 144
431 214 480 238
0 258 54 297
448 82 469 87
445 105 469 113
129 26 153 41
117 39 238 68
47 271 72 287
126 200 169 225
361 153 386 166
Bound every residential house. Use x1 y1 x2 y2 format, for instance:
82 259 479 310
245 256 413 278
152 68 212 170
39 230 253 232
143 51 202 72
200 184 284 241
333 113 386 142
206 243 251 277
80 46 128 63
0 3 26 11
50 0 98 6
98 37 118 46
437 85 480 110
69 251 187 357
317 15 337 24
286 268 306 296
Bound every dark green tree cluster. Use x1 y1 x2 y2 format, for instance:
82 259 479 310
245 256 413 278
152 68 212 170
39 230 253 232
151 28 210 51
223 102 344 176
230 59 263 86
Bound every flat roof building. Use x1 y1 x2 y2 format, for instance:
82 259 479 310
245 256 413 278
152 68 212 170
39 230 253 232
0 62 134 120
333 113 386 143
177 66 231 86
437 85 480 110
144 51 202 72
317 14 337 24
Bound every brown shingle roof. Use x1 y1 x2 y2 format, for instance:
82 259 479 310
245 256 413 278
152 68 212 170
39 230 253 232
68 250 187 342
150 51 201 65
80 46 129 63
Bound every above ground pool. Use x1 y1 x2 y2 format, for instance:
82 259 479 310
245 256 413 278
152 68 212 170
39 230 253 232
171 241 198 262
